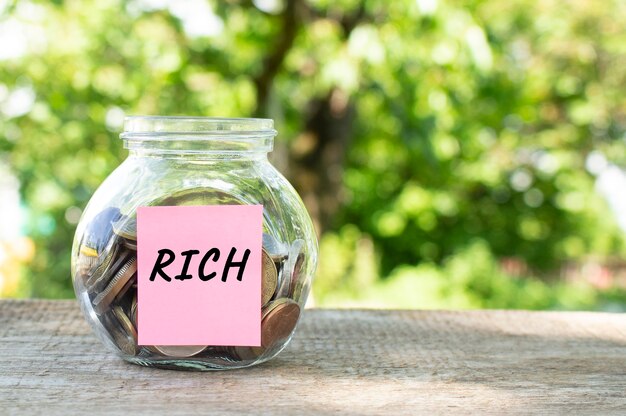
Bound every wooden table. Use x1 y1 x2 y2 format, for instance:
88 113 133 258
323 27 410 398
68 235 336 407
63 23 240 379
1 300 625 415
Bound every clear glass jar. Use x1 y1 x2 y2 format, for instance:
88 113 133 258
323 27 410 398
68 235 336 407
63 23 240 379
71 116 318 370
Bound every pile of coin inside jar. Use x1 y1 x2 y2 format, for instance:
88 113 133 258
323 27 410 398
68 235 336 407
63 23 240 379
74 204 306 365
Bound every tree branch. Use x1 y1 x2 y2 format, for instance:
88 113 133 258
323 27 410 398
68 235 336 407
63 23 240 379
339 1 367 35
253 0 302 117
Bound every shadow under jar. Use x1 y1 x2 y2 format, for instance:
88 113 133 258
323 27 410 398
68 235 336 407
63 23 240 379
71 116 318 370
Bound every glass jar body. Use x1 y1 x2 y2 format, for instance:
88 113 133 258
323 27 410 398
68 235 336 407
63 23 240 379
71 121 317 370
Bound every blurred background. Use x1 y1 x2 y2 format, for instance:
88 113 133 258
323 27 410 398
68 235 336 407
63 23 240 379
1 0 626 310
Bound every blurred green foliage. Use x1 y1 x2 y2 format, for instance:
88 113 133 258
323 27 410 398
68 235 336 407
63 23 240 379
1 0 625 308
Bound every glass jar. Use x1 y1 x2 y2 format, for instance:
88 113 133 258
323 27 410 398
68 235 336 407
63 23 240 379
71 116 318 370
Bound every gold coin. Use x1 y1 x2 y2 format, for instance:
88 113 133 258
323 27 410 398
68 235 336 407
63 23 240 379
112 306 138 344
93 257 137 314
152 345 207 357
85 238 121 290
262 248 278 306
80 245 99 257
107 308 138 356
260 298 300 348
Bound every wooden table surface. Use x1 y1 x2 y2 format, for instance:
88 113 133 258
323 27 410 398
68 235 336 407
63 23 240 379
1 300 626 415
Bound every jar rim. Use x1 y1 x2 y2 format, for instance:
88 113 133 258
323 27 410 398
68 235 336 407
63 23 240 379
121 116 277 139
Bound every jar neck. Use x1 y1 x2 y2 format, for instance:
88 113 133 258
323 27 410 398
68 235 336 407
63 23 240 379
120 116 276 160
124 135 273 160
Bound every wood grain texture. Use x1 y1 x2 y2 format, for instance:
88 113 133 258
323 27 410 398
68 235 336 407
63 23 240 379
1 300 626 415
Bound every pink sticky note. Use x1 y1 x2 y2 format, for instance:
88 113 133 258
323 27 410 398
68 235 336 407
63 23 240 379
136 205 263 346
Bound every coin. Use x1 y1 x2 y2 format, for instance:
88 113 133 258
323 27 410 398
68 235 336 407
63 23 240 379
263 233 288 262
80 245 99 257
157 188 242 207
260 298 300 348
93 257 137 314
273 258 285 301
107 309 138 356
83 206 121 252
112 305 138 345
123 239 137 251
262 248 278 306
85 237 122 290
232 345 266 361
276 239 304 298
199 347 243 363
130 296 137 328
89 250 130 295
78 290 120 352
276 240 294 298
117 277 136 308
76 252 99 277
152 345 207 357
112 216 137 241
289 252 305 299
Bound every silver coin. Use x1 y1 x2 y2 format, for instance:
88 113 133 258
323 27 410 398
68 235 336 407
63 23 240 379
276 239 304 299
263 233 288 262
82 206 121 253
87 250 129 295
152 345 207 357
93 257 137 314
112 216 137 241
123 239 137 251
85 237 121 290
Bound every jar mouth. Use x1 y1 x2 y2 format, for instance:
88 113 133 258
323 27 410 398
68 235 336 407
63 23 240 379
121 116 276 155
121 116 276 138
